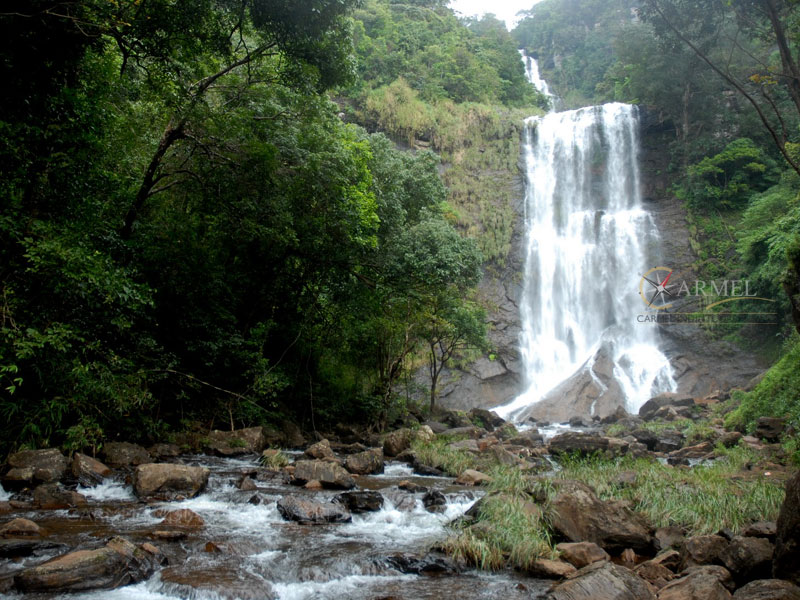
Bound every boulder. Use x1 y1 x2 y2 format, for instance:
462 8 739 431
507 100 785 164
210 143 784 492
718 432 742 448
732 580 800 600
556 542 610 568
206 427 266 456
681 535 729 568
383 429 412 457
455 469 492 486
549 480 654 554
655 527 685 551
468 408 505 431
509 428 544 447
720 535 773 584
280 421 306 448
549 432 617 457
650 549 681 571
276 496 351 524
744 521 777 541
529 558 577 579
386 553 459 575
4 448 67 486
13 537 163 592
147 443 181 459
305 439 335 460
159 566 277 600
344 448 384 475
422 490 446 511
774 471 800 584
102 442 151 468
657 566 733 600
398 480 428 493
634 560 675 589
71 453 111 487
291 460 355 490
441 426 483 438
158 508 205 530
547 560 656 600
32 484 87 509
334 491 384 513
133 463 209 501
423 421 449 434
638 393 694 420
415 425 436 444
755 417 786 443
0 518 42 538
670 441 714 460
238 475 257 491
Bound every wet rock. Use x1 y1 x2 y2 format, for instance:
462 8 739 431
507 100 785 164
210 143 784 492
305 439 335 460
334 491 384 513
291 460 355 490
386 553 459 576
549 480 654 554
412 461 444 477
422 490 446 512
745 521 777 541
0 518 42 538
33 483 88 509
206 427 266 456
70 453 111 487
681 534 728 568
398 480 428 493
720 535 773 584
755 417 786 442
383 429 412 457
133 463 209 501
0 539 66 558
152 530 186 541
304 480 323 490
158 508 205 530
774 470 800 585
556 541 610 568
634 559 675 589
657 565 733 600
345 448 384 475
276 496 351 524
529 558 576 579
638 393 694 420
102 442 151 468
455 469 492 486
732 579 800 600
238 475 257 491
4 448 67 487
13 536 163 592
547 560 656 600
655 527 685 551
159 566 277 600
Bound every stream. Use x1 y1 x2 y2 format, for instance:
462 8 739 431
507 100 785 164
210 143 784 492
1 455 549 600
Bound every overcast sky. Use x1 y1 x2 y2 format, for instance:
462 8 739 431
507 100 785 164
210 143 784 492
448 0 542 30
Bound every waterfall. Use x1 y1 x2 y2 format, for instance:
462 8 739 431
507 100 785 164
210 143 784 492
496 54 675 422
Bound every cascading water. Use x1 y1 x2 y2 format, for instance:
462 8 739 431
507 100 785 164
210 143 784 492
496 54 675 422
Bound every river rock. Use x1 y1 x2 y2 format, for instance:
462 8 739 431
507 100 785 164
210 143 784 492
529 558 577 579
276 496 351 523
638 393 694 420
549 480 654 554
305 439 335 460
383 429 412 457
13 537 163 592
0 518 42 538
720 535 773 584
657 565 733 600
206 427 266 456
681 534 729 568
158 508 205 530
159 566 277 600
291 460 355 489
556 541 610 568
755 417 786 442
455 469 492 486
4 448 67 487
133 463 209 501
345 448 384 475
422 490 446 512
773 470 800 584
386 553 459 575
71 453 111 487
102 442 151 467
33 483 88 509
547 560 656 600
334 491 384 513
732 579 800 600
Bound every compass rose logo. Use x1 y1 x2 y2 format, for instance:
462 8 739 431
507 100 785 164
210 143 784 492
640 266 676 310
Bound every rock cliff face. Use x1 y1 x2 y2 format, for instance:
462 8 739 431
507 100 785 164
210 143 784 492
433 106 765 417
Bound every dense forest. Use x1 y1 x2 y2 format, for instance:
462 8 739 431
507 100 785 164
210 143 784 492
1 0 799 456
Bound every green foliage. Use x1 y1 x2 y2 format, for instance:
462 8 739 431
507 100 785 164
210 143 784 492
409 436 476 476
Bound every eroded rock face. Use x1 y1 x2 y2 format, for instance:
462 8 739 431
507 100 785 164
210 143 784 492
13 537 163 592
102 442 151 468
774 471 800 585
276 496 351 524
4 448 68 487
291 460 355 490
133 463 209 501
549 480 654 554
71 453 111 487
206 427 266 456
344 448 384 475
547 560 656 600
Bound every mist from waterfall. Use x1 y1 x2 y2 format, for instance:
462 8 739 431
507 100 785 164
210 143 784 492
496 54 675 421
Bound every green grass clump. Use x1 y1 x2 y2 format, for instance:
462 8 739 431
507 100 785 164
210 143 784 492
557 446 785 534
725 338 800 435
259 449 289 469
410 437 477 476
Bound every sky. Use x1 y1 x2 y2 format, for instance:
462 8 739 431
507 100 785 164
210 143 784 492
448 0 542 30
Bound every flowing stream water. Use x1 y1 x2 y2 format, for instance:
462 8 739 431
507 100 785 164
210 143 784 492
496 54 675 421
